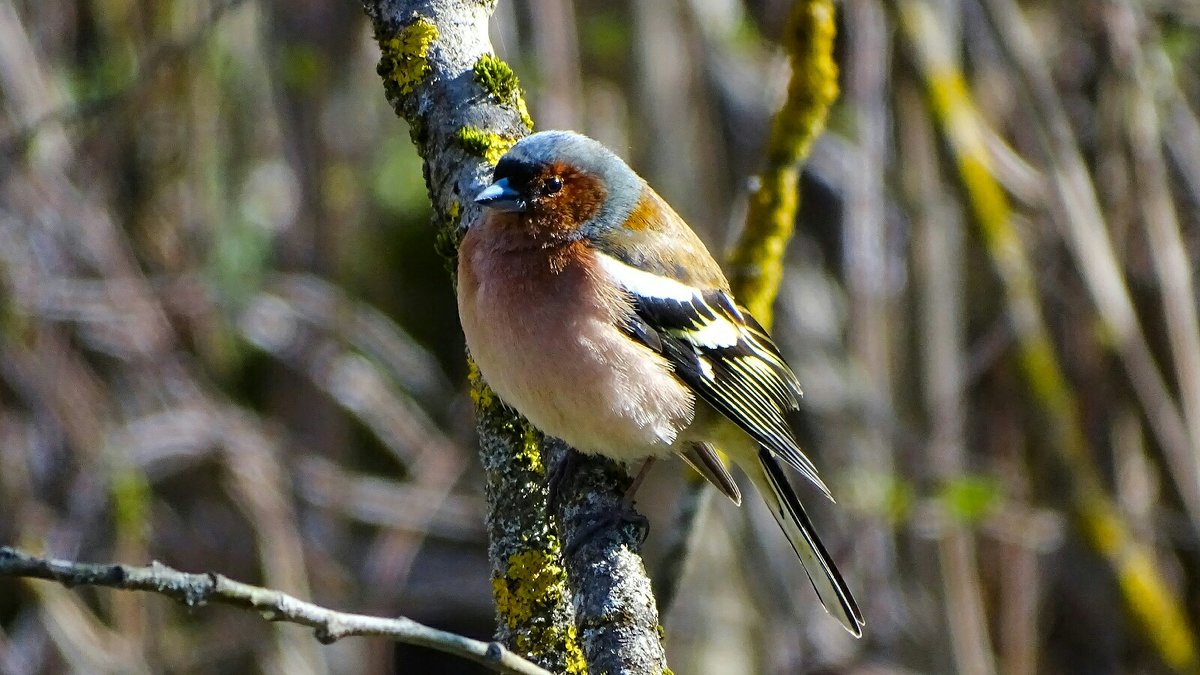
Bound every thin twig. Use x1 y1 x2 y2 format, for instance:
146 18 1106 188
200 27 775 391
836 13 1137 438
901 69 998 674
0 547 552 675
1113 2 1200 511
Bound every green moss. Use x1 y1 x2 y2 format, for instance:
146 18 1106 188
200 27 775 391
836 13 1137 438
377 18 438 98
473 54 534 130
454 126 518 165
474 54 520 101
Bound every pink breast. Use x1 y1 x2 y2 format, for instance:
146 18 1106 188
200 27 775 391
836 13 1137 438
458 233 694 459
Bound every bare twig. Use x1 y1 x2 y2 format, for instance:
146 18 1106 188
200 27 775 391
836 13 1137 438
1111 2 1200 513
0 547 552 675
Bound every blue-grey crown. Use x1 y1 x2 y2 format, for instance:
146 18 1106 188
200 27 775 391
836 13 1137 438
505 131 644 235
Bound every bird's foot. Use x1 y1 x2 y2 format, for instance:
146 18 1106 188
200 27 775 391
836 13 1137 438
565 502 649 556
547 448 582 515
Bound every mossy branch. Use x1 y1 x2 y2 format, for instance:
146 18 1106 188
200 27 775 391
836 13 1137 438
727 0 839 325
897 2 1200 672
658 0 840 618
360 1 667 672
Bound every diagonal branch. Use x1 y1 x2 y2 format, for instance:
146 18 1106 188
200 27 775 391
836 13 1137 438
0 547 552 675
658 0 840 618
897 2 1200 671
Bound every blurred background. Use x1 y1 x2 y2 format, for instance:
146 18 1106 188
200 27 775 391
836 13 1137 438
1 0 1199 673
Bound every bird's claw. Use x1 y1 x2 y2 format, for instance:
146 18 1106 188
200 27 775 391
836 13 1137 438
565 502 649 557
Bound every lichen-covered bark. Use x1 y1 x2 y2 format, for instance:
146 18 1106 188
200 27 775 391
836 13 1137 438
360 2 667 672
550 440 669 675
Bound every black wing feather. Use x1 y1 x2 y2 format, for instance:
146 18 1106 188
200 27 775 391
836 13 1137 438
620 289 830 498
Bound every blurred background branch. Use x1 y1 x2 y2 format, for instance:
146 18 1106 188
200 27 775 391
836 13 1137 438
899 1 1199 670
657 0 839 617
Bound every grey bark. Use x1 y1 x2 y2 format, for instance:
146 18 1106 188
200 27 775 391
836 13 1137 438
357 2 669 672
0 547 552 675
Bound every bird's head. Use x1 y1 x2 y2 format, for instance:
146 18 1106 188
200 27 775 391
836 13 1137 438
474 131 644 244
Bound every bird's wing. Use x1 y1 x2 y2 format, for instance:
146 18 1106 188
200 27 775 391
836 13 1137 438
592 185 731 290
596 252 831 499
678 441 742 505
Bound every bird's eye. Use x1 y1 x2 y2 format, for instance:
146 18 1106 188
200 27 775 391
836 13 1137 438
545 176 564 195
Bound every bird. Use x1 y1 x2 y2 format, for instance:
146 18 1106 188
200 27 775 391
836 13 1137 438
457 130 864 637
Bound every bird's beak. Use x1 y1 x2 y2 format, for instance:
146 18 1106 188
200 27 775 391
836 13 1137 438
474 178 527 213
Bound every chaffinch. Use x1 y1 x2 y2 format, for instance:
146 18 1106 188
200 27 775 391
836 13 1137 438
458 130 864 637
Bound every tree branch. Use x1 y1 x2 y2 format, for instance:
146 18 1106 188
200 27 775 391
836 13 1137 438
359 1 667 672
0 547 552 675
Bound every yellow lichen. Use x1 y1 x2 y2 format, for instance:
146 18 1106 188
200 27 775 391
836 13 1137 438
378 18 438 96
518 425 545 474
494 548 564 628
726 0 838 326
455 126 518 165
491 544 587 673
467 358 496 408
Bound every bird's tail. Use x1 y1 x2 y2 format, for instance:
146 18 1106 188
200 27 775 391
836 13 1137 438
748 448 865 637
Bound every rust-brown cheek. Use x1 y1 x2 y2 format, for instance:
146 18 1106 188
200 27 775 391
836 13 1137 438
525 166 607 241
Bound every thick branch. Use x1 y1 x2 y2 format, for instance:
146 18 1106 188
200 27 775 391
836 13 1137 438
0 547 551 675
359 1 667 672
550 441 668 675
